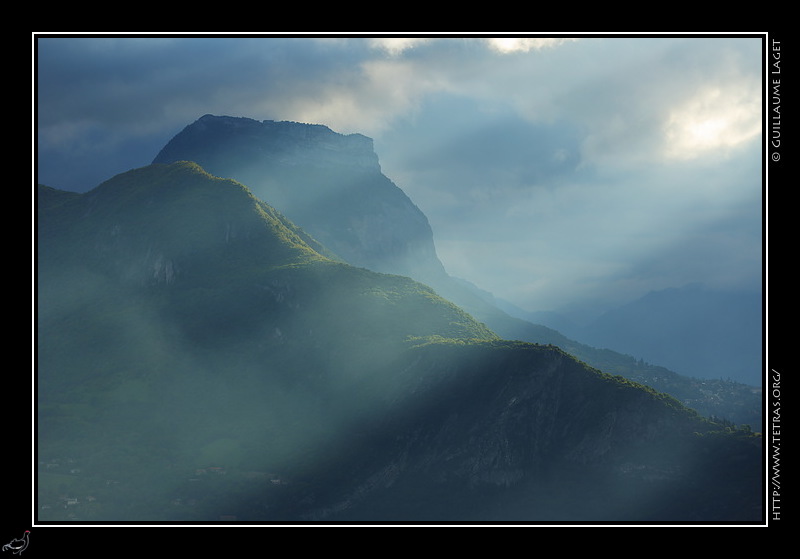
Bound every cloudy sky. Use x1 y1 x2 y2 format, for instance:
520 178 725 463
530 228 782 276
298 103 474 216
35 34 764 319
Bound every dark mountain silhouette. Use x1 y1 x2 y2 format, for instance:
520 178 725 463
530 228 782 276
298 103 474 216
36 161 761 523
151 115 761 430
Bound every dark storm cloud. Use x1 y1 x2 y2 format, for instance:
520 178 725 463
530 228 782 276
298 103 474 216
36 36 374 190
36 37 368 126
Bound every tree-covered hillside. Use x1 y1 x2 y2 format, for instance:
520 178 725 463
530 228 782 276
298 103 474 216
36 162 761 523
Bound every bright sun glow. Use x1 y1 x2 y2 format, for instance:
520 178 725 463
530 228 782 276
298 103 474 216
486 37 577 53
664 86 760 160
685 118 728 147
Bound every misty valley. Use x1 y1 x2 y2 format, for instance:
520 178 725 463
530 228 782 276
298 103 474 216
36 115 763 523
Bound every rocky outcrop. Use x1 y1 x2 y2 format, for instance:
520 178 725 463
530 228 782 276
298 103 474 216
153 115 448 283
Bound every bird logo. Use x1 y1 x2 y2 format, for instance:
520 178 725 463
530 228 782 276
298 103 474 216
2 531 29 555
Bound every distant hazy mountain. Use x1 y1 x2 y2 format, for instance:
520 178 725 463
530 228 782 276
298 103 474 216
150 115 762 430
498 284 763 386
451 282 763 431
578 284 763 386
36 161 761 522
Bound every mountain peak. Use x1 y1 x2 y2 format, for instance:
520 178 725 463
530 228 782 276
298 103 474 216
152 114 447 283
157 114 380 172
38 160 495 343
38 161 331 287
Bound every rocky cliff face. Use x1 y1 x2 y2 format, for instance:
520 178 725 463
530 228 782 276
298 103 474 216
153 115 448 284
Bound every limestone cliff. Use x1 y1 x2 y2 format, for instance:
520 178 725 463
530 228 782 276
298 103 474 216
153 115 448 284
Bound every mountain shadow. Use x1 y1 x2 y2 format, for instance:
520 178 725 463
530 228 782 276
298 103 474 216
36 161 761 523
